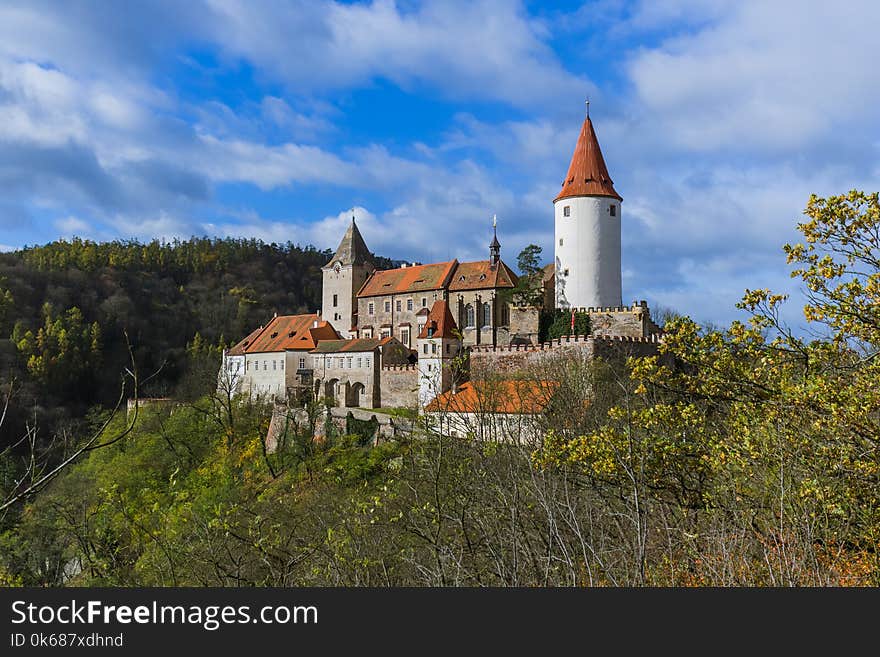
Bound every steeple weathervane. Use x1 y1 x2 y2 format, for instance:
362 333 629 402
489 214 501 266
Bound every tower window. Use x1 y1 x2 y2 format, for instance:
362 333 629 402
609 205 617 217
563 206 571 217
559 238 563 246
332 294 338 307
564 268 570 276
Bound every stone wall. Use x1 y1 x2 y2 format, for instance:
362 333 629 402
509 306 540 344
469 333 662 376
586 300 662 338
379 364 419 408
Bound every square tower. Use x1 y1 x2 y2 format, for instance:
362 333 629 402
322 217 375 336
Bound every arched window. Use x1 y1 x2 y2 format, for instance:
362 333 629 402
483 303 491 327
465 304 475 328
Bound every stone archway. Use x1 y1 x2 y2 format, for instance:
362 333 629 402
347 382 365 408
325 378 340 406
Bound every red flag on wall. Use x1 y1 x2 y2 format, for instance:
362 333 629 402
570 311 576 334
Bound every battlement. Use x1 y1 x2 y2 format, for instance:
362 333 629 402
382 363 418 371
469 331 662 355
567 300 649 314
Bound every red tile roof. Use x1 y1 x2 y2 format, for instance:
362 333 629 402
417 300 458 339
448 259 517 291
227 326 263 356
425 379 558 415
555 116 621 202
244 314 339 353
358 260 458 298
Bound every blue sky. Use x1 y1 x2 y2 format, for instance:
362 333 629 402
0 0 878 326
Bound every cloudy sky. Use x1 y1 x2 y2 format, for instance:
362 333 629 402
1 0 877 325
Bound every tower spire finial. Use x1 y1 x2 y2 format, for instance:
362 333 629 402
585 98 590 119
489 213 501 266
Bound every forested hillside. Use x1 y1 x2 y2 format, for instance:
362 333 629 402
0 237 388 439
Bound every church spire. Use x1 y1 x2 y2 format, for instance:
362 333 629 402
326 214 372 267
555 114 622 202
489 214 501 266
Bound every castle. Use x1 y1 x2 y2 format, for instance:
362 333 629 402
220 114 662 420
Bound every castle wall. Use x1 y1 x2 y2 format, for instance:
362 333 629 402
510 306 540 344
469 334 662 376
358 290 445 347
379 364 419 409
586 301 662 338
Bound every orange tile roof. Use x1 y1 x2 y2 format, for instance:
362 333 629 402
448 259 517 291
358 260 458 298
555 116 621 202
425 379 558 415
227 326 263 356
244 314 340 353
417 300 458 339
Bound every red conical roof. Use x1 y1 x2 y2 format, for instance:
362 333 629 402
555 116 621 202
417 300 458 340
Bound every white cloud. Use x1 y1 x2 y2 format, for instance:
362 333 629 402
54 215 94 237
202 0 588 107
626 1 880 154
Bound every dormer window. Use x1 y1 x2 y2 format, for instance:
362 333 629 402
288 331 296 338
270 332 278 338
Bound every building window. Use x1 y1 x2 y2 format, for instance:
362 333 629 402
357 357 362 368
396 299 402 312
418 322 425 335
407 298 413 311
280 360 284 370
559 238 563 246
273 360 277 370
427 364 432 372
365 358 371 368
423 344 428 354
363 327 373 338
264 361 267 370
401 327 410 347
299 357 306 369
563 205 571 217
347 357 352 368
422 297 427 307
431 342 437 354
380 328 391 338
483 304 491 327
333 294 338 307
564 268 570 276
384 300 391 313
337 357 343 368
465 304 475 328
368 302 374 315
609 204 617 217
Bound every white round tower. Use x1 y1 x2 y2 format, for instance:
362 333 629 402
554 114 622 310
